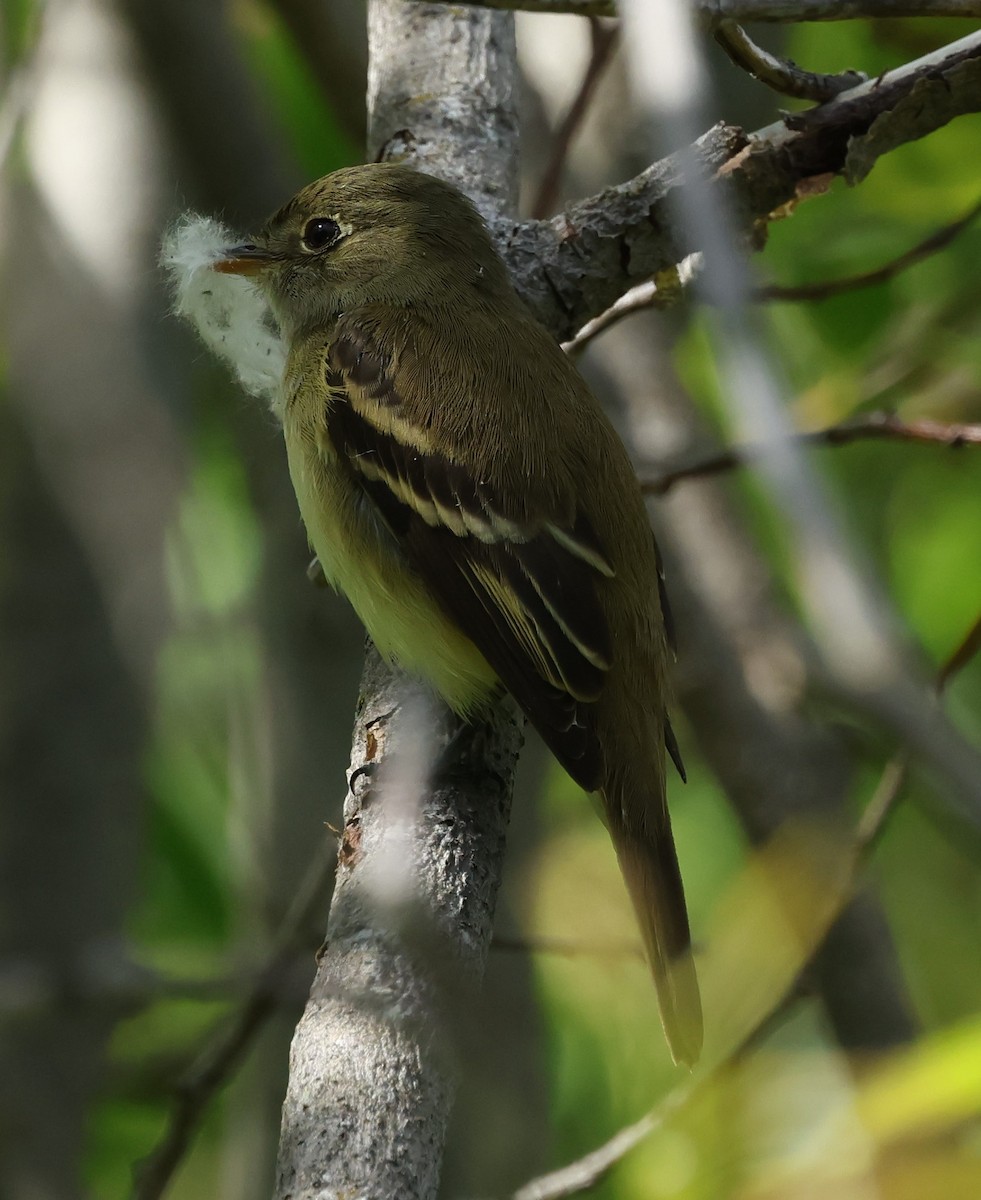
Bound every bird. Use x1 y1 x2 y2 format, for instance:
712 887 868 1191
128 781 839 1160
211 162 702 1065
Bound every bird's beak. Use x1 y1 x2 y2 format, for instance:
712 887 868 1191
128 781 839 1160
212 244 274 276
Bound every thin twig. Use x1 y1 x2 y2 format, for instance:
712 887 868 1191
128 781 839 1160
561 259 701 356
758 198 981 301
640 412 981 495
132 986 281 1199
131 845 334 1200
418 0 617 13
531 18 620 218
713 19 865 99
0 956 261 1019
563 200 981 354
936 611 981 695
511 1085 696 1200
854 753 910 855
492 933 644 960
512 30 981 341
562 280 660 355
856 610 981 852
695 0 981 21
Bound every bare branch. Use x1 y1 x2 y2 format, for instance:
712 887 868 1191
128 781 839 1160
492 933 644 961
937 611 981 696
421 0 981 21
854 754 911 857
133 990 282 1200
510 1090 694 1200
531 18 620 218
757 198 981 300
0 953 277 1019
640 412 981 495
626 0 981 831
699 0 981 20
274 655 521 1200
506 30 981 339
713 19 865 99
563 197 981 351
417 0 616 13
856 609 981 852
561 271 687 356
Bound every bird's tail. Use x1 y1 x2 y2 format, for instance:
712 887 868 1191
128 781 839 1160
604 786 703 1067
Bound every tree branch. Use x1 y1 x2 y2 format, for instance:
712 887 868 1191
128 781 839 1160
561 197 981 351
937 612 981 694
274 653 521 1200
698 0 981 20
561 271 689 355
640 412 981 495
713 19 866 99
530 18 620 218
270 9 523 1198
505 30 981 338
510 1091 693 1200
757 197 981 300
423 0 617 13
417 0 981 21
856 609 981 852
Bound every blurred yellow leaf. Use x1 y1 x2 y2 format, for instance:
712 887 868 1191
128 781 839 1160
856 1017 981 1144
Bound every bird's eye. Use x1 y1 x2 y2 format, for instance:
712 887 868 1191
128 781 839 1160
301 217 342 252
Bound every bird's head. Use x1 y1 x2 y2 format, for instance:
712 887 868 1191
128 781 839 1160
213 164 512 336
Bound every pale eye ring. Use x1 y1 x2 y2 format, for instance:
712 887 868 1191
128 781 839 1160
301 217 342 252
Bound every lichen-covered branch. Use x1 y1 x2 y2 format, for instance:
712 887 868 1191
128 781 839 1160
505 29 981 339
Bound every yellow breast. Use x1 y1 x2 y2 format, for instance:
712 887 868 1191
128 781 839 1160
282 402 497 716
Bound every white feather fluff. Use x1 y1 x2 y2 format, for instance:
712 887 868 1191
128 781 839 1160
160 215 286 418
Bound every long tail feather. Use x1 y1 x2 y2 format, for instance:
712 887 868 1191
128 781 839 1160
605 795 703 1067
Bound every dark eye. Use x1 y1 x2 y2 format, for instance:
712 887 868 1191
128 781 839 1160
301 217 342 252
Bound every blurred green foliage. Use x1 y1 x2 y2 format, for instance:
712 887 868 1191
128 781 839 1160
525 18 981 1200
4 4 979 1198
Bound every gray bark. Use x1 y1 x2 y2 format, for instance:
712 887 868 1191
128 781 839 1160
419 0 981 20
272 6 523 1199
505 29 981 340
367 0 520 212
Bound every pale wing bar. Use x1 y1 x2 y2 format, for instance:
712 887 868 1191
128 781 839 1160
324 381 612 789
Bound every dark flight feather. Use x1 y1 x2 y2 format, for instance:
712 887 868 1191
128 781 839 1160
323 357 612 792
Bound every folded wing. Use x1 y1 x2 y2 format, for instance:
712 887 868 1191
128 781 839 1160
323 325 615 791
